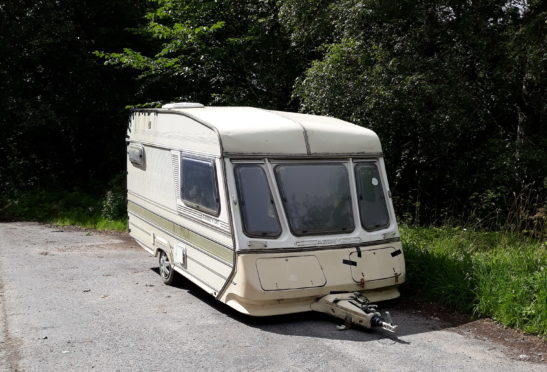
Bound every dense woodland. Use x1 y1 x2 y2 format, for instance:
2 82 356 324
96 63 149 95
1 0 545 231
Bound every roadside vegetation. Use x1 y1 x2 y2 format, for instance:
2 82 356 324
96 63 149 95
0 189 127 232
401 225 546 337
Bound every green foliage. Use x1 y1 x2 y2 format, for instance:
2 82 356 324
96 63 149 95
0 0 145 192
284 0 547 227
97 0 303 108
100 175 128 221
3 0 545 230
0 190 127 232
401 226 547 336
278 0 335 54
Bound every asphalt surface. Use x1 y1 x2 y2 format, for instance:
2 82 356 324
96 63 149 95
0 222 543 372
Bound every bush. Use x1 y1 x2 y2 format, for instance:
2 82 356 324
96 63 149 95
401 226 547 336
0 186 127 232
101 175 127 221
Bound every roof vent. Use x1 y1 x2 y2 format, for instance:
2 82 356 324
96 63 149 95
162 102 204 109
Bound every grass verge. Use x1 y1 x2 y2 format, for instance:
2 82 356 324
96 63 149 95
401 225 546 337
0 190 127 232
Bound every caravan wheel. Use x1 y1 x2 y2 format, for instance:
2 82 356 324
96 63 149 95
159 250 175 285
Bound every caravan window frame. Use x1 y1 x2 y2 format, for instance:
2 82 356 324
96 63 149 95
353 161 390 231
234 163 282 239
273 162 355 237
180 156 221 217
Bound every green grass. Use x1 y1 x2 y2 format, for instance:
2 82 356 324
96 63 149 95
401 225 546 336
0 190 127 232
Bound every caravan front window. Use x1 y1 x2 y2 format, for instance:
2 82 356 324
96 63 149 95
274 163 354 236
354 163 390 230
234 164 281 238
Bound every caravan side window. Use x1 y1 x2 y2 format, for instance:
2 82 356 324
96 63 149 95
181 157 220 216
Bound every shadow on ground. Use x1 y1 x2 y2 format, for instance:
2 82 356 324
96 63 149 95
150 267 471 344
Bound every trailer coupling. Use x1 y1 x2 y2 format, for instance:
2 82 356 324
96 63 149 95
311 292 398 333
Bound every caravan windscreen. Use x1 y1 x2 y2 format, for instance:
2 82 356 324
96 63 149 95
354 163 390 230
274 163 354 236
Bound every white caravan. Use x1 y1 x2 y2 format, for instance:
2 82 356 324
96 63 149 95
127 103 405 331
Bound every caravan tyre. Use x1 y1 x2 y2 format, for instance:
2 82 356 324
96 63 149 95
159 250 176 285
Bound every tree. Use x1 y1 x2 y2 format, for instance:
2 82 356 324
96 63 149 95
281 0 547 226
96 0 303 109
0 0 145 192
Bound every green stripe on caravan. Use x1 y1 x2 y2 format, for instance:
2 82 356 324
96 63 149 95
128 201 233 263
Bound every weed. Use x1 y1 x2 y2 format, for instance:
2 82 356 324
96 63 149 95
401 225 547 336
101 174 127 221
0 189 127 232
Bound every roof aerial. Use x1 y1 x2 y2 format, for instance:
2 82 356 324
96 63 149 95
162 102 204 109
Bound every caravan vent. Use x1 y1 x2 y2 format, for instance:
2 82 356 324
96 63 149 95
162 102 204 109
127 143 145 167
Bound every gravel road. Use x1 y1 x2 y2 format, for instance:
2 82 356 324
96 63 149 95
0 222 544 372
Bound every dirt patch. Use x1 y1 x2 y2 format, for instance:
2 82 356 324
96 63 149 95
45 223 128 238
454 318 546 364
398 297 546 364
45 224 140 251
54 242 138 253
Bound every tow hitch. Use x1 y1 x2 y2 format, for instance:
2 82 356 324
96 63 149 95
311 292 398 332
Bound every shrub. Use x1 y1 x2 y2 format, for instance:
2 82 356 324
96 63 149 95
401 226 547 336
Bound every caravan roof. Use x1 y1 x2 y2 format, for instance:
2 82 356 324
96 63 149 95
135 106 382 157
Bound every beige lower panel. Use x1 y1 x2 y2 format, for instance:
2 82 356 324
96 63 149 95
128 217 153 251
172 265 219 295
133 239 155 256
255 256 326 290
224 287 400 317
220 242 404 316
184 246 231 289
129 212 232 294
175 261 226 296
